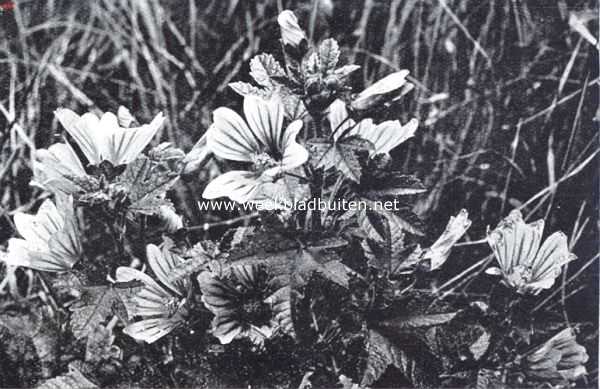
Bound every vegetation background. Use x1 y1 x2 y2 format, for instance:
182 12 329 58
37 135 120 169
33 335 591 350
0 0 597 386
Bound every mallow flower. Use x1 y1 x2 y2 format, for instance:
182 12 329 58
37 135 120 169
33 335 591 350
32 142 89 194
116 243 189 343
277 10 307 50
522 328 588 383
328 99 418 156
4 195 82 272
198 264 293 345
485 210 577 294
202 96 308 204
350 70 414 112
54 107 165 166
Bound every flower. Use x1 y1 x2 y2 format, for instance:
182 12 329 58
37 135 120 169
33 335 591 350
32 142 89 194
522 328 588 382
421 209 472 271
158 205 184 233
202 96 308 204
198 264 293 345
116 243 189 343
3 195 82 272
277 10 307 49
328 99 418 156
350 70 414 112
485 210 577 294
54 107 165 166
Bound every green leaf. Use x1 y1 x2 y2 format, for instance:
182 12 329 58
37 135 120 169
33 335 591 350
69 286 126 339
36 362 98 389
308 137 373 183
318 38 340 74
378 312 458 331
249 53 286 88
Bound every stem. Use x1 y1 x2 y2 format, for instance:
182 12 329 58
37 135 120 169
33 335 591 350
186 212 260 232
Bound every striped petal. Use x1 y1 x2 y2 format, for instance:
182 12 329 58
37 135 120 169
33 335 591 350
55 109 103 165
208 108 261 162
115 267 173 317
244 96 283 153
123 316 182 344
280 120 308 170
202 170 260 203
146 244 187 296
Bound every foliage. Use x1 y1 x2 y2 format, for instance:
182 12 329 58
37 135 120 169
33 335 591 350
0 1 597 388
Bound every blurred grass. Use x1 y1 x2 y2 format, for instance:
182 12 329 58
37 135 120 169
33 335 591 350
0 0 597 317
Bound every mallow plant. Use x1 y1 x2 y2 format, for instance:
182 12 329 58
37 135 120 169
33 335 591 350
0 10 589 389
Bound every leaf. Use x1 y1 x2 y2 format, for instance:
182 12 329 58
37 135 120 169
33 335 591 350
116 155 179 215
296 249 349 288
301 52 321 79
308 137 373 182
36 362 98 389
249 53 286 88
85 324 120 363
361 329 439 388
378 312 458 331
0 307 59 380
318 38 340 74
358 208 408 272
363 200 425 236
69 286 126 339
229 81 269 97
476 369 505 389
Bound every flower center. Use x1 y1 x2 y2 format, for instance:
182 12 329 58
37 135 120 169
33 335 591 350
252 152 280 172
507 265 533 287
239 297 271 326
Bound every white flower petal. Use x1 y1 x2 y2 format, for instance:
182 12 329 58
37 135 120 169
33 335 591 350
244 96 283 153
208 108 260 162
202 170 260 203
365 118 418 155
146 244 187 297
55 109 103 165
281 120 308 170
123 316 181 343
115 266 174 317
107 112 164 165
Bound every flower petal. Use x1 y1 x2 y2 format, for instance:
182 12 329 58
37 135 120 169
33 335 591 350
55 109 103 165
209 108 260 162
365 118 418 155
146 244 186 297
244 96 283 153
107 112 164 165
280 120 308 170
115 267 173 317
123 316 181 343
202 170 260 203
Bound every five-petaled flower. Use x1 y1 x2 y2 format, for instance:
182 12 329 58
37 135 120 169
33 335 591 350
4 195 82 272
485 210 577 294
198 264 293 345
202 96 308 205
54 107 165 167
116 243 189 344
522 328 589 383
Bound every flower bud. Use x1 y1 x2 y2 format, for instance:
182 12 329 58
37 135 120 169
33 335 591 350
278 10 307 49
181 133 212 177
350 70 412 112
158 205 184 233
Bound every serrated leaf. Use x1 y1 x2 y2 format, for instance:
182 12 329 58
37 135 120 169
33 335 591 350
249 53 286 88
308 137 372 182
229 81 270 97
168 242 213 283
36 362 98 389
318 38 340 74
69 286 126 339
362 329 439 388
358 208 409 273
117 155 179 216
378 312 458 331
363 200 424 236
